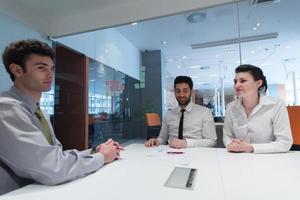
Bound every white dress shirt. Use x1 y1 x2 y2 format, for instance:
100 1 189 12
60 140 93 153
157 101 217 147
223 95 293 153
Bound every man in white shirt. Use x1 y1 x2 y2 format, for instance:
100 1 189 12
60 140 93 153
145 76 217 148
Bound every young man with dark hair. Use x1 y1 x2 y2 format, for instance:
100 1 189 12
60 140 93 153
145 76 217 148
0 39 122 195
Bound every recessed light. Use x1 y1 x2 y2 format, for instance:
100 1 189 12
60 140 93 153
189 65 200 69
274 44 280 48
186 12 206 23
261 63 273 66
195 82 204 85
256 22 260 27
253 27 257 31
182 56 187 59
161 41 167 44
168 58 174 62
224 50 235 54
200 66 210 70
131 22 138 26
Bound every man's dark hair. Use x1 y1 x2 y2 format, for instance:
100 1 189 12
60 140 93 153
235 64 268 92
2 39 55 81
174 76 193 89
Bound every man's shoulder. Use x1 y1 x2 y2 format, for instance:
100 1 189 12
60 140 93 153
0 93 23 108
191 103 211 113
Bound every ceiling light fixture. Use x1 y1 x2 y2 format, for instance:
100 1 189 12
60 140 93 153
189 65 200 69
224 50 235 54
161 41 167 44
186 12 206 23
191 32 279 49
131 22 138 26
261 62 273 66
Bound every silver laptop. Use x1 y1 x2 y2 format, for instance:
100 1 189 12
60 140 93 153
164 167 197 190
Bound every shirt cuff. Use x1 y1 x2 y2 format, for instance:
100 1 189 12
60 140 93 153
224 140 232 148
92 152 105 167
157 137 166 145
185 138 194 147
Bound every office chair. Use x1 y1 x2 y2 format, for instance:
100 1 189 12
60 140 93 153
145 113 161 140
287 106 300 150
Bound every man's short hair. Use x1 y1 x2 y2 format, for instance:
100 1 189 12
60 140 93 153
2 39 55 81
174 76 193 89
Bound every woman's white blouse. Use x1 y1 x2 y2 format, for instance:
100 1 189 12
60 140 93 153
223 95 293 153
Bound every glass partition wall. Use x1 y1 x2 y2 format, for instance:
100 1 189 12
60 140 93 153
88 59 141 147
115 0 300 117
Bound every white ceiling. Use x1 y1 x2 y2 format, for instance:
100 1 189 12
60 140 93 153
0 0 233 37
115 0 300 92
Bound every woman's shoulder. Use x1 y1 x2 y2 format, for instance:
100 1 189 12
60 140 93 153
226 98 240 109
260 95 285 106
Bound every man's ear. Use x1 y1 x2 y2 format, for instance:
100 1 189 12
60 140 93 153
9 64 24 79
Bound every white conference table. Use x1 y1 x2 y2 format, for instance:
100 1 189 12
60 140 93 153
2 144 300 200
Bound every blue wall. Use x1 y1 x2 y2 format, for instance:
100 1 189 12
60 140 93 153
0 13 50 92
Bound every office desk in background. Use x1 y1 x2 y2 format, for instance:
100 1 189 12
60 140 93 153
2 144 300 200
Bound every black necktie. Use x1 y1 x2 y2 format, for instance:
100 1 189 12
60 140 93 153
178 109 185 139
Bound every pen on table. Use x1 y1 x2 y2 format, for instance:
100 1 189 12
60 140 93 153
167 151 184 154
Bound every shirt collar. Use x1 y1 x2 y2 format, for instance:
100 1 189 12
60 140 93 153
177 100 193 113
258 95 277 106
237 95 277 116
9 86 38 113
238 94 276 107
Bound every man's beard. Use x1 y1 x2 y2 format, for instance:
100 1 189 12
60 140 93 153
176 95 191 106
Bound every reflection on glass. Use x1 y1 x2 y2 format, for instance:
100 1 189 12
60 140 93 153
40 83 55 115
88 59 126 147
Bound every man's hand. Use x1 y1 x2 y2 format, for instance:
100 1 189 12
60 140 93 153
144 138 160 147
227 139 254 153
96 139 124 163
169 138 187 149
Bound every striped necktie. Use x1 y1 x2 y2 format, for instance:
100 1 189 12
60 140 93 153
35 106 53 145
